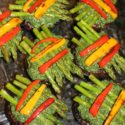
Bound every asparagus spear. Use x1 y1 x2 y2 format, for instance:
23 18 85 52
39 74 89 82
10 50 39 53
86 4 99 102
6 83 22 97
0 89 17 105
9 4 23 10
1 47 10 63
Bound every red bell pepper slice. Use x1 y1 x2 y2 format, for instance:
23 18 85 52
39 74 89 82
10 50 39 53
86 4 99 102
31 37 59 54
24 98 55 125
28 0 44 13
0 11 11 22
89 83 113 117
98 43 121 68
39 49 69 74
16 80 40 111
80 34 109 57
104 0 118 14
80 0 107 19
0 26 21 47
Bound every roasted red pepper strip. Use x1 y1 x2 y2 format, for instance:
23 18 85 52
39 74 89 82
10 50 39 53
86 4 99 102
0 26 21 47
28 0 44 13
24 98 55 125
104 0 118 14
0 11 11 22
39 49 69 74
89 83 113 117
80 34 109 57
31 37 59 54
16 80 40 111
98 43 121 68
80 0 107 19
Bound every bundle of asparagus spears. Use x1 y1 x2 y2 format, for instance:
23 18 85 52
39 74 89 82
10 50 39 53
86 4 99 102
9 0 71 28
19 25 83 93
74 74 125 125
72 20 125 80
0 11 23 62
70 0 118 28
0 74 68 125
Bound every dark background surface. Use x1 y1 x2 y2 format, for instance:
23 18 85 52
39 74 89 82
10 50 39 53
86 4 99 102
0 0 125 125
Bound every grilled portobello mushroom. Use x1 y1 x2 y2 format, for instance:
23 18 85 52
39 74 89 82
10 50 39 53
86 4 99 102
72 20 125 80
73 74 125 125
0 11 23 62
70 0 118 29
1 74 68 125
19 25 83 93
9 0 72 28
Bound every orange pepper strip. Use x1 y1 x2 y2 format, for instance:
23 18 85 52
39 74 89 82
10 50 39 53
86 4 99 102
20 84 46 115
23 0 34 12
104 90 125 125
34 0 56 19
0 18 22 37
85 38 118 66
93 0 117 19
30 38 66 62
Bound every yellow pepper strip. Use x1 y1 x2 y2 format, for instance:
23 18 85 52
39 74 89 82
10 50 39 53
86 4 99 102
104 90 125 125
20 84 46 115
93 0 117 19
30 38 66 62
85 38 118 66
0 18 22 37
34 0 56 19
23 0 34 12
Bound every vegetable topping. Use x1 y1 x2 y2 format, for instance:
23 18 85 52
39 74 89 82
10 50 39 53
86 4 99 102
74 74 125 125
30 38 66 62
20 84 46 115
34 0 56 19
0 75 68 125
28 0 44 13
99 43 121 68
16 80 41 111
72 20 125 80
89 83 113 117
104 90 125 125
80 0 117 19
31 37 59 53
39 49 69 74
23 0 34 12
0 26 21 47
24 98 55 125
80 0 107 19
85 38 118 66
104 0 118 14
80 34 109 57
93 0 117 19
22 0 56 19
0 11 11 22
0 17 22 37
